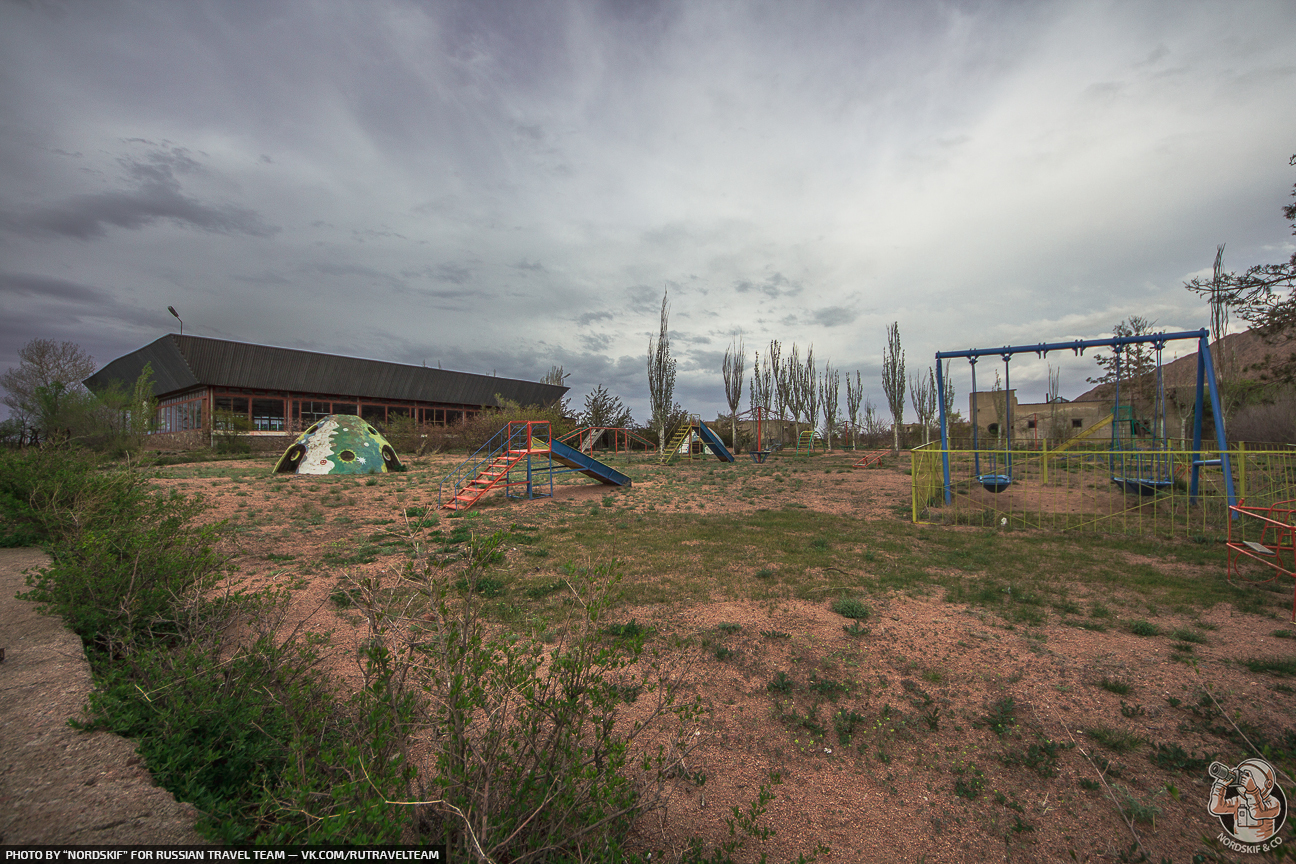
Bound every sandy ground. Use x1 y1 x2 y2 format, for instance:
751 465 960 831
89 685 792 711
6 448 1296 860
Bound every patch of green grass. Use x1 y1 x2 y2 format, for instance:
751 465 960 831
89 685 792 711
717 622 742 634
1272 629 1295 639
830 596 871 620
1098 677 1132 695
1113 784 1161 827
760 630 790 640
808 675 850 699
1120 701 1146 718
981 697 1017 738
767 671 795 695
604 620 653 640
1243 656 1296 676
1169 627 1208 644
1086 725 1144 754
456 575 506 598
1149 742 1212 773
832 709 867 745
1127 619 1160 637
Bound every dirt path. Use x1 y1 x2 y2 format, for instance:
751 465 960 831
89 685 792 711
0 548 206 845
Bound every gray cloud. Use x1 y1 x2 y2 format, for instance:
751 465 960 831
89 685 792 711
734 273 801 299
810 306 858 327
2 146 277 240
1 0 1293 424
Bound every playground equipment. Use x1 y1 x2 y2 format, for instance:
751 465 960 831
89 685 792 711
559 426 656 455
438 421 629 511
1109 338 1174 495
910 329 1247 537
854 450 887 468
796 429 822 453
659 416 735 465
275 414 405 474
968 353 1014 492
1227 498 1296 621
747 406 772 463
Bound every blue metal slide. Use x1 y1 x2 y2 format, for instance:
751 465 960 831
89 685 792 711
694 420 735 462
549 439 633 486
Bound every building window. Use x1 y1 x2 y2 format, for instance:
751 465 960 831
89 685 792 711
298 401 332 425
154 397 203 434
361 404 386 424
212 396 248 430
251 398 286 432
1026 419 1036 429
1072 419 1083 428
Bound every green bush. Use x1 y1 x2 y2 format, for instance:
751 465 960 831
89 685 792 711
19 482 227 656
0 447 133 547
403 535 704 860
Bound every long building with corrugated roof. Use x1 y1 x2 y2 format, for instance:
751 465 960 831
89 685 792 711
85 335 567 451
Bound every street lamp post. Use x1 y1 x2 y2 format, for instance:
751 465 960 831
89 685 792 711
168 306 183 336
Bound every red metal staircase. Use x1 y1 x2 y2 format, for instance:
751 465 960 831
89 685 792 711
442 451 526 511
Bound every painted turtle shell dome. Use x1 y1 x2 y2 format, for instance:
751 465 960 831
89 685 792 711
274 414 405 474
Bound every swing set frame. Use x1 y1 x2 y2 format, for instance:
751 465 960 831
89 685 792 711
933 328 1236 511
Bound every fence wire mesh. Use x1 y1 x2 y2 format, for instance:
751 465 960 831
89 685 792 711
912 441 1296 540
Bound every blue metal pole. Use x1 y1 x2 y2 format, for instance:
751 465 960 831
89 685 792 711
1191 340 1205 502
936 358 951 504
1199 337 1237 514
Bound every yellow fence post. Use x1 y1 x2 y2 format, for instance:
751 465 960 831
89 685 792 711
1238 441 1246 501
1042 440 1048 484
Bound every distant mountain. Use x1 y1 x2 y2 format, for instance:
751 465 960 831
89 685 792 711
1073 328 1295 403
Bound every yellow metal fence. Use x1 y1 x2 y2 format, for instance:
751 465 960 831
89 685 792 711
911 441 1296 540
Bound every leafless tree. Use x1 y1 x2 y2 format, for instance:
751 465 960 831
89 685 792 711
541 365 571 414
803 347 818 449
909 367 937 445
1185 155 1296 383
1046 363 1064 444
784 343 802 440
768 340 786 434
881 322 905 451
845 370 864 451
2 338 97 444
647 289 677 455
820 365 840 451
722 338 745 452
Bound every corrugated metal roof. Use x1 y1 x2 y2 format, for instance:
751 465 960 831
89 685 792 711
85 335 567 408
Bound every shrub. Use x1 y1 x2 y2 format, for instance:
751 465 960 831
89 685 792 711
401 537 704 860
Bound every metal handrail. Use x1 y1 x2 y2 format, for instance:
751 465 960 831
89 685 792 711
437 423 514 508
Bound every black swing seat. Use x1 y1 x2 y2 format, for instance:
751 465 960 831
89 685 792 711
1111 476 1173 496
978 474 1012 493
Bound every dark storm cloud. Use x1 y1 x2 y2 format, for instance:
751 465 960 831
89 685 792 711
1 146 277 240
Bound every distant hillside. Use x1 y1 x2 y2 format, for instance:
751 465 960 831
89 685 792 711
1074 328 1295 403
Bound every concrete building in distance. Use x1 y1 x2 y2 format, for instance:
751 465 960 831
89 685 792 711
968 389 1109 445
85 335 567 451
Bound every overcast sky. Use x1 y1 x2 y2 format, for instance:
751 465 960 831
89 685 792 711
2 0 1294 425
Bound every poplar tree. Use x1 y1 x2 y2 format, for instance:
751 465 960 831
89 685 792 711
881 322 906 451
722 338 745 451
647 289 677 455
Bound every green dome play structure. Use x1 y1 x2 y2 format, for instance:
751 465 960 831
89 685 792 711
274 414 405 474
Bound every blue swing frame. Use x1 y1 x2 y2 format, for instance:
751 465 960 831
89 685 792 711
934 329 1235 512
